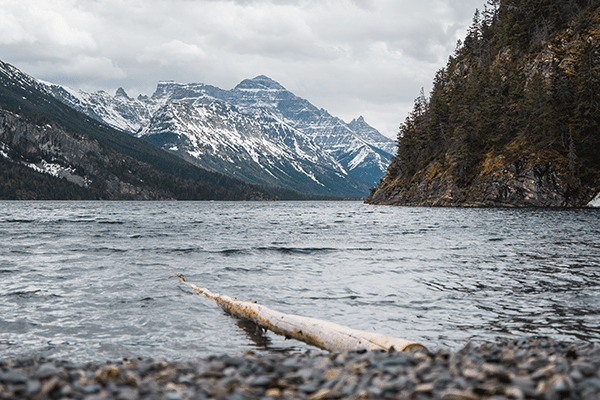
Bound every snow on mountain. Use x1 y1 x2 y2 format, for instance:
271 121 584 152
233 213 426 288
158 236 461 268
44 84 159 135
589 192 600 207
348 116 397 155
172 75 396 185
1 60 58 102
139 100 366 196
39 74 395 197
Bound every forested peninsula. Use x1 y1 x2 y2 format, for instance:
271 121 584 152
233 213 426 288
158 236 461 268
367 0 600 207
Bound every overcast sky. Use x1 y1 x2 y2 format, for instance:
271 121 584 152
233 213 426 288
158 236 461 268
1 0 486 139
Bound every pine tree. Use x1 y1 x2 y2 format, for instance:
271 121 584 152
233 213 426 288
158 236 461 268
369 0 600 206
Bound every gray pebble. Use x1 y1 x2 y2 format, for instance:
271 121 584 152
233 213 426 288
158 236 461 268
35 362 60 379
0 370 28 384
164 391 183 400
297 381 320 393
248 374 276 387
25 379 41 396
0 337 598 399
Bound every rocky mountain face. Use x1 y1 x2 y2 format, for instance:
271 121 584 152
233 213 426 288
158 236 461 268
367 0 600 207
44 84 156 135
44 75 395 197
0 108 168 200
368 156 581 207
139 100 363 195
194 75 396 186
0 60 300 201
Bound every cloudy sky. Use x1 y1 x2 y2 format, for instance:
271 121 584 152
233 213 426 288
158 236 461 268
1 0 486 139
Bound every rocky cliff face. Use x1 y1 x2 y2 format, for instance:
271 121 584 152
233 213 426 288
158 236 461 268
369 155 584 207
139 100 366 195
209 76 395 187
0 108 170 200
44 85 158 135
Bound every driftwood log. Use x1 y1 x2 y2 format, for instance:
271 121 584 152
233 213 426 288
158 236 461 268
170 271 425 353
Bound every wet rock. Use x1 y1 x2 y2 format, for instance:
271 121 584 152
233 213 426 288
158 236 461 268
24 379 41 396
297 381 320 394
34 363 60 379
441 388 479 400
0 371 27 387
0 337 599 399
248 374 276 387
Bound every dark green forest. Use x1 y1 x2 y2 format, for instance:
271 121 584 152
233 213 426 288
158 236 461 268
369 0 600 206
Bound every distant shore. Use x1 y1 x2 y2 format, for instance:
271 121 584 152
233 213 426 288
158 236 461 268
1 337 599 399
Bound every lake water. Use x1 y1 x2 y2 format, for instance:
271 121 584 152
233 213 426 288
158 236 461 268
1 201 599 363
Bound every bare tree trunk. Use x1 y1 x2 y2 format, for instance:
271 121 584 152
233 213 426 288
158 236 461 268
169 270 426 353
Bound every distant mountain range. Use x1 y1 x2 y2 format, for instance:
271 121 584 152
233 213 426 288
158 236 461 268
0 60 320 200
42 75 395 197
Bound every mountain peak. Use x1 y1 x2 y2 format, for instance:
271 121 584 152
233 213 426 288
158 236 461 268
234 75 286 91
350 116 366 125
115 87 131 100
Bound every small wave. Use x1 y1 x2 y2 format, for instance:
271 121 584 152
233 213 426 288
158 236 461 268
89 247 128 253
3 219 35 223
143 247 198 254
97 221 125 225
2 290 41 298
222 266 254 273
219 249 249 256
9 250 32 255
0 269 16 274
256 247 336 255
308 295 361 300
53 219 96 224
169 248 202 254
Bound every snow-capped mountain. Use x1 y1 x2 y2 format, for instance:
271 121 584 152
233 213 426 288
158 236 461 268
44 84 158 134
0 59 286 201
348 116 397 155
149 76 396 186
140 100 367 195
43 75 395 197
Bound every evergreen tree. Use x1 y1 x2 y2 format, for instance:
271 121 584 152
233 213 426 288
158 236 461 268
369 0 600 206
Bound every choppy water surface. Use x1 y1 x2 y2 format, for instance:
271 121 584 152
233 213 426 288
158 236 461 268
1 201 599 362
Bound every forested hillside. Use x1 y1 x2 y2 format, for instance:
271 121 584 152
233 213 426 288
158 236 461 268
367 0 600 207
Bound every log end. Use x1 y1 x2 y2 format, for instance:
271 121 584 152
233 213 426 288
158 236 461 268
396 342 428 353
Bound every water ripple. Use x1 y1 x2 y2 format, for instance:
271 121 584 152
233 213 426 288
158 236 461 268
0 200 598 362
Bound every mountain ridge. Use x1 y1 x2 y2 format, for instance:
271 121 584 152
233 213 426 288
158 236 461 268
43 74 394 197
0 59 328 200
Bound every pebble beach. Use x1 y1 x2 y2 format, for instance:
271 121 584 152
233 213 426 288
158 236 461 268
2 337 600 400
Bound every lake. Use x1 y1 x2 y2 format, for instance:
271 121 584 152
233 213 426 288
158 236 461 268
1 201 599 363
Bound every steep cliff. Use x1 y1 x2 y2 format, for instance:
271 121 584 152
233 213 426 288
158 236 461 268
367 0 600 207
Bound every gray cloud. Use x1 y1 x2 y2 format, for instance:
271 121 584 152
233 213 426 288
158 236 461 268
0 0 486 139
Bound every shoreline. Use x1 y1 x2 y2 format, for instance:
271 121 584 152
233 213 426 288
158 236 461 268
1 337 599 399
